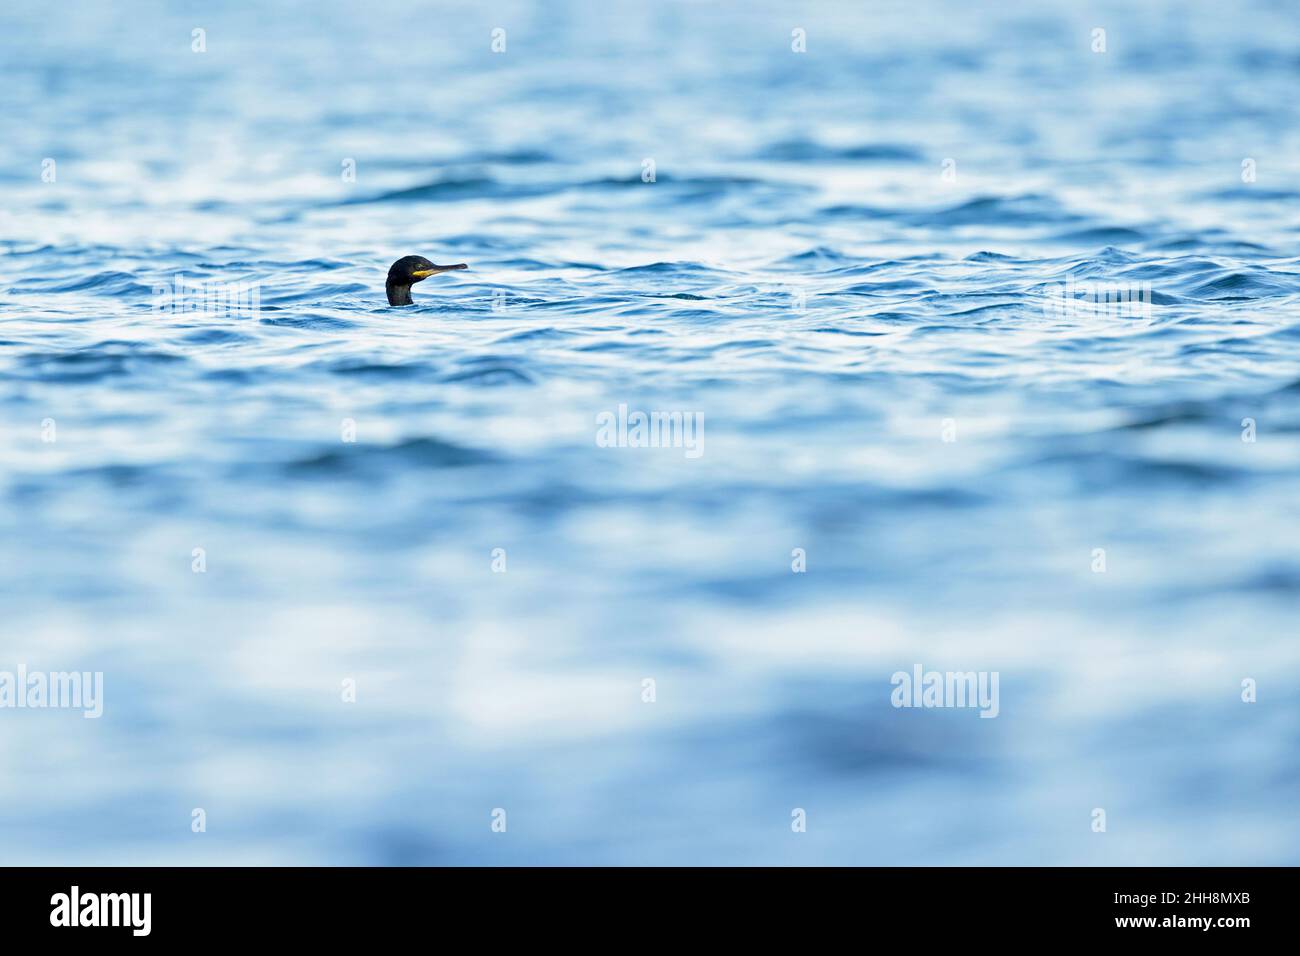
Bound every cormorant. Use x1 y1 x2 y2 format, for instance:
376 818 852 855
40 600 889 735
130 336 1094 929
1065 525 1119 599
386 255 467 306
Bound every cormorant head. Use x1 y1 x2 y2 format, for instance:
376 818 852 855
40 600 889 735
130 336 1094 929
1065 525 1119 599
386 255 468 306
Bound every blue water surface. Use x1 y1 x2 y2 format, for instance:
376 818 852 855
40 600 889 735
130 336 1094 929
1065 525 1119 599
1 0 1299 864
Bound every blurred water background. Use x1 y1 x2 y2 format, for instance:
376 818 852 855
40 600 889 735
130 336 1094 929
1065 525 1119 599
1 0 1299 864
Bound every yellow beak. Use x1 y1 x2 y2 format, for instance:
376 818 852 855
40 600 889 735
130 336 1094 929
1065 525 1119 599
410 264 467 279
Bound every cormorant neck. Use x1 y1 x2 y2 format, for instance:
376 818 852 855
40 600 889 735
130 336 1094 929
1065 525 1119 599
386 281 413 306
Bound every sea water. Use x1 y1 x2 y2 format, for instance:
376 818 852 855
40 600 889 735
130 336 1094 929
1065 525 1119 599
1 0 1298 864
